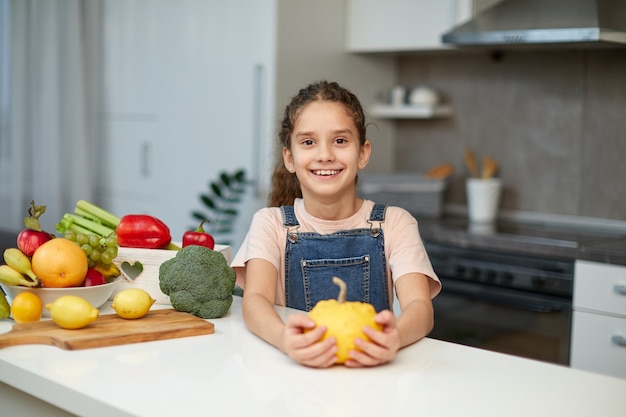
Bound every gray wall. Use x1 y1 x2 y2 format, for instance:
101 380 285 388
275 0 396 173
393 48 626 221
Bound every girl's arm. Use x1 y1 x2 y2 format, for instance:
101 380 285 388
394 272 435 347
242 258 338 367
241 258 286 346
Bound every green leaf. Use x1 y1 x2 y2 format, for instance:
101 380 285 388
220 172 231 187
234 170 246 182
191 211 209 221
200 195 216 209
211 182 222 197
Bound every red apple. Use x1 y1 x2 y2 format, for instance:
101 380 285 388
17 229 54 257
82 268 107 287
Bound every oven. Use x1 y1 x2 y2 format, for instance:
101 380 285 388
426 242 574 365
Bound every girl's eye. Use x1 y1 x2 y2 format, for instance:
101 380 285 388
335 137 348 144
302 139 314 146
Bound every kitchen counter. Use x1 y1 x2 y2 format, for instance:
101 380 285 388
1 297 626 417
418 216 626 266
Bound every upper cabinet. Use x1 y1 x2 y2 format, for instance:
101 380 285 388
345 0 501 53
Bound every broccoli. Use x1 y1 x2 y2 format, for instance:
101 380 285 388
159 245 236 319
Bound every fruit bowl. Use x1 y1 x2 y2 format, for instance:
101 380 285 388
0 278 120 318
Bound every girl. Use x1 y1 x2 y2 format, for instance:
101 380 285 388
232 81 441 368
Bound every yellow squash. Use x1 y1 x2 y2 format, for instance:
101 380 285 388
307 277 382 364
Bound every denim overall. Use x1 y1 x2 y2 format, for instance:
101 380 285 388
282 204 390 313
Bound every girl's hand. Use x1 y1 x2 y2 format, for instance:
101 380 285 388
281 313 338 368
344 309 400 367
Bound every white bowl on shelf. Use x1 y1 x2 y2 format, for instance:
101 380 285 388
1 278 120 317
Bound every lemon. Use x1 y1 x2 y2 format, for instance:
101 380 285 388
46 295 99 329
111 288 155 319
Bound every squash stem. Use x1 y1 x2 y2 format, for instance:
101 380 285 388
332 276 347 303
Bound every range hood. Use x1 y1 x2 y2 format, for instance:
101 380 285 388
442 0 626 48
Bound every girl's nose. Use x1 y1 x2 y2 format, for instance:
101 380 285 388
316 142 334 161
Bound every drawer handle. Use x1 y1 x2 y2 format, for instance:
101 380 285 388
612 334 626 347
614 283 626 295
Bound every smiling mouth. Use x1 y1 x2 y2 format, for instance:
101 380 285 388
312 169 341 176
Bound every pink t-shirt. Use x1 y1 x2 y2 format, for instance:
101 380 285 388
231 198 441 307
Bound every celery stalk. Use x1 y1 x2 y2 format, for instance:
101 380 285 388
75 200 121 228
56 213 115 237
67 223 93 236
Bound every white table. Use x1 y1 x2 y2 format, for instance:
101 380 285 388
1 296 625 417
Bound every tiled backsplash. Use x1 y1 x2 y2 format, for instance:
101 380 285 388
393 49 626 222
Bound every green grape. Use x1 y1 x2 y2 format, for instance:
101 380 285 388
89 250 101 262
106 246 118 259
100 252 112 265
89 234 100 248
88 259 96 268
81 244 93 256
64 230 77 242
105 234 118 248
77 233 89 245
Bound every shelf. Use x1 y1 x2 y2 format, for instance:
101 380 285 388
369 104 453 119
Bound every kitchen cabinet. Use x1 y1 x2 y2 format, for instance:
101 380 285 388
345 0 503 53
99 0 276 242
571 260 626 379
345 0 470 52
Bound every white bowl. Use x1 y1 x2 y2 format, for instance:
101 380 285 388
1 278 120 318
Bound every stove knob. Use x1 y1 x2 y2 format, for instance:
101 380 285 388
501 272 514 284
455 265 466 277
471 268 481 280
532 276 547 288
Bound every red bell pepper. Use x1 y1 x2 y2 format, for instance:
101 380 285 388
182 220 215 249
116 214 173 249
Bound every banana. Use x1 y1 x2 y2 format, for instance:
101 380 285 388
3 248 38 281
93 262 121 279
0 264 40 287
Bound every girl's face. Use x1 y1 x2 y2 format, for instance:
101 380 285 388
283 101 370 206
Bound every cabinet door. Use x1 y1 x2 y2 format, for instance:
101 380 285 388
102 119 159 216
99 0 275 238
574 260 626 317
345 0 471 52
570 311 626 379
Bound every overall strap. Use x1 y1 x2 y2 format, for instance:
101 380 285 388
368 204 387 237
368 204 388 222
281 205 299 227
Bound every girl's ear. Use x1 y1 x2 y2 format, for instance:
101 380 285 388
283 147 294 172
359 140 372 169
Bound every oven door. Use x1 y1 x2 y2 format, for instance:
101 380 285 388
430 278 572 365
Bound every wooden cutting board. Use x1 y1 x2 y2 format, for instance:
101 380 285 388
0 309 214 350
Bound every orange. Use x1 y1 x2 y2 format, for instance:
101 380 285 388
31 238 88 288
11 292 43 323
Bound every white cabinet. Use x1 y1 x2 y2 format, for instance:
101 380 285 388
99 0 277 242
571 260 626 379
346 0 472 52
345 0 505 53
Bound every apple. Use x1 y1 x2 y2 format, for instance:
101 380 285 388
82 268 107 287
17 229 54 257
